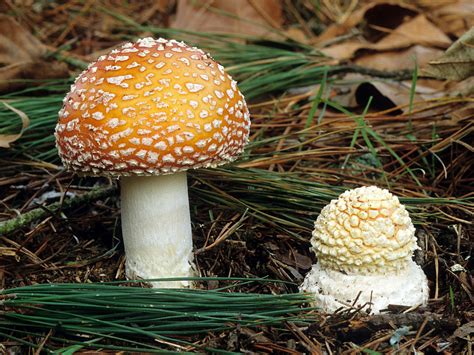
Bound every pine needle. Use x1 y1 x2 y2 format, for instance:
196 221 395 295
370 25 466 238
0 281 316 352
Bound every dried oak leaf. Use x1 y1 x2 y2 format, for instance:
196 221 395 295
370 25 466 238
423 27 474 81
322 15 451 61
172 0 283 40
0 102 29 148
354 45 444 71
0 15 68 93
328 74 443 113
429 0 474 37
315 2 419 45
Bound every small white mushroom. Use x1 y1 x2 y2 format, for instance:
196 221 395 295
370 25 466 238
300 186 429 314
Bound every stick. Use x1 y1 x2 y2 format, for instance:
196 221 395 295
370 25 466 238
0 186 116 235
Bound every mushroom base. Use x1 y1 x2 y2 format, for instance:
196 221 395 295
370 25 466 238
121 172 195 288
300 262 429 314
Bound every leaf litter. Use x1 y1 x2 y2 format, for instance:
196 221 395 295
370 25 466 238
0 0 473 353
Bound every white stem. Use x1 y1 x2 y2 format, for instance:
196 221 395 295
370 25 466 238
120 172 194 288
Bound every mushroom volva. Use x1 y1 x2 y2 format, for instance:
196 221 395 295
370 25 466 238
301 186 429 314
55 37 250 287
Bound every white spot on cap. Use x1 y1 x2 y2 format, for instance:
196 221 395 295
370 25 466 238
137 37 157 48
107 118 120 128
122 47 139 53
110 127 133 142
105 65 121 71
153 141 166 151
196 139 207 148
179 57 190 66
136 150 147 159
208 143 217 152
107 75 133 86
167 125 180 133
163 154 175 163
142 138 153 146
186 83 204 92
92 112 104 120
115 55 129 62
147 152 159 163
126 62 140 69
226 89 234 98
123 94 138 101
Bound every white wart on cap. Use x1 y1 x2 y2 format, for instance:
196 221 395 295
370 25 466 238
55 37 250 176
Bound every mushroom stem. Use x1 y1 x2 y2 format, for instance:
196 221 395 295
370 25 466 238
120 172 194 288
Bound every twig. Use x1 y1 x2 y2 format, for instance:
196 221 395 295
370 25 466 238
0 186 116 235
333 65 414 80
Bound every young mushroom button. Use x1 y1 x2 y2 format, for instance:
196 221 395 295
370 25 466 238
55 37 251 288
301 186 429 314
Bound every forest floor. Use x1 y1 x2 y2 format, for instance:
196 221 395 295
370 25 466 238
0 1 472 353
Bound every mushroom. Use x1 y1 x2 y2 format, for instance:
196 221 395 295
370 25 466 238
301 186 429 314
55 37 250 287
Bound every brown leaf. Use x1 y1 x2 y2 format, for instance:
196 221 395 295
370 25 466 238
171 0 283 39
0 14 45 65
315 2 419 45
371 14 451 50
321 15 451 60
430 0 474 37
0 101 30 148
354 79 443 113
423 27 474 81
355 45 444 71
450 321 474 341
326 74 444 113
0 60 69 93
0 15 68 94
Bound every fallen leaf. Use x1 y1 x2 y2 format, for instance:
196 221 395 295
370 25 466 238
171 0 283 40
0 14 45 64
320 40 367 61
355 45 444 71
424 27 474 80
0 60 70 93
0 101 30 148
322 74 444 113
354 79 443 113
371 14 451 50
283 27 308 44
321 15 451 60
448 76 474 97
315 2 418 45
450 321 474 341
0 15 68 93
430 0 474 37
